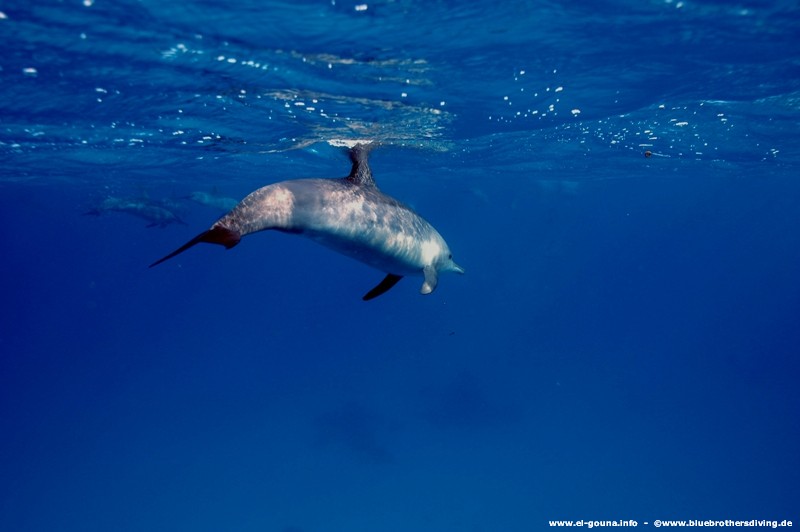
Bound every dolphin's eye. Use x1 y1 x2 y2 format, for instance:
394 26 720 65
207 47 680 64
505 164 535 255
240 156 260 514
448 253 452 259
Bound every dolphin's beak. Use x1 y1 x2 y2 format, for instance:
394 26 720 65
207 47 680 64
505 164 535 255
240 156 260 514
452 262 465 275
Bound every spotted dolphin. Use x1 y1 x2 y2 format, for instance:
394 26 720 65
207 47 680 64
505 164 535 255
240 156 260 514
86 195 185 228
185 190 239 212
150 143 463 300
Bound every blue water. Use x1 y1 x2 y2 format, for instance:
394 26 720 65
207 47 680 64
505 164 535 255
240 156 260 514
2 1 799 530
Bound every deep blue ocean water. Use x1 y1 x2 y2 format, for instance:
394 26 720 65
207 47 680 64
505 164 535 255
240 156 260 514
2 1 799 530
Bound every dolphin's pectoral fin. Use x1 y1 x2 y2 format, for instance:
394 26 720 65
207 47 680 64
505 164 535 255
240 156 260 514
362 273 403 301
149 226 241 267
420 265 439 295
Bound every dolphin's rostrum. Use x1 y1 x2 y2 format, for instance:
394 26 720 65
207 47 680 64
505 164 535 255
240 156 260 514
150 144 463 300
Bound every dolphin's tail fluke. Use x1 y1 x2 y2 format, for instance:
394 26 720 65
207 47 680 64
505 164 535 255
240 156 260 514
149 226 241 267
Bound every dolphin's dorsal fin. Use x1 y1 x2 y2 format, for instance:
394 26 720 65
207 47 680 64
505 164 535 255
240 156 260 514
346 143 377 187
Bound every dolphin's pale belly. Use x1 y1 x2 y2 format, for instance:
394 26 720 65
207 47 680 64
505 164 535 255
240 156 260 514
301 218 435 276
229 179 447 276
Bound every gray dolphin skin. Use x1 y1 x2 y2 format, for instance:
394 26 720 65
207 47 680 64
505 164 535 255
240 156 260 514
150 144 464 300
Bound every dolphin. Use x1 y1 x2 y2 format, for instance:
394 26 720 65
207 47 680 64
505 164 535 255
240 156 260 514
185 190 239 212
86 196 185 228
150 143 464 300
